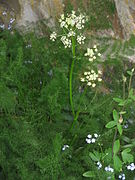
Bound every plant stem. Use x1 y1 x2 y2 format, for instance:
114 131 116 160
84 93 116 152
70 86 87 131
128 72 133 95
69 37 76 117
123 76 126 100
112 128 118 158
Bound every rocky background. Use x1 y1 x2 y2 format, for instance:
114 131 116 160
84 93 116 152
0 0 135 39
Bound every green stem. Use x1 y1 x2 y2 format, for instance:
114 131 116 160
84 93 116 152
70 86 87 131
69 37 76 117
128 73 133 96
123 76 126 100
112 128 118 158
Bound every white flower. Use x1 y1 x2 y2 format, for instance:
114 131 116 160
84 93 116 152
86 133 99 144
0 24 5 29
80 78 85 82
92 83 96 88
61 14 64 20
50 32 57 41
105 166 114 173
81 70 102 87
62 144 69 151
98 70 102 75
84 46 102 62
70 19 76 27
98 78 102 82
85 48 94 57
2 11 7 16
86 138 91 144
72 10 76 15
118 173 125 180
94 133 98 138
50 11 88 48
61 36 72 48
77 34 86 45
10 18 15 24
60 21 66 28
97 161 102 169
68 30 76 37
87 134 92 138
91 138 96 143
8 24 12 30
26 44 32 48
87 82 92 86
89 58 94 62
132 68 135 73
127 163 135 171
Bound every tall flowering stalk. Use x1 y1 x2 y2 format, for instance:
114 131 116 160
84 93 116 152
50 11 103 129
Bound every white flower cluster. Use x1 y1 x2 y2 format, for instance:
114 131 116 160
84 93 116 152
97 161 102 169
50 11 88 48
80 69 102 87
77 34 86 44
50 32 57 41
2 11 7 16
0 10 16 31
84 45 101 62
59 11 88 30
105 165 114 173
118 173 125 180
62 144 69 151
9 18 15 24
68 30 76 37
127 163 135 171
61 36 72 48
8 18 15 30
26 44 32 48
86 133 99 144
0 24 5 30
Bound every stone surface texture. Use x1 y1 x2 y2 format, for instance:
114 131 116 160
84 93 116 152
114 0 135 39
0 0 135 39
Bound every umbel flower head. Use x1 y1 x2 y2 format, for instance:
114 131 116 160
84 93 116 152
50 11 88 48
80 69 102 88
84 45 101 62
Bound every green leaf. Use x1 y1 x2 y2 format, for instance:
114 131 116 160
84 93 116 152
93 150 101 160
127 71 132 76
118 101 126 106
106 121 117 128
119 111 126 115
122 148 134 163
129 89 134 97
131 96 135 101
117 124 123 135
122 136 131 143
113 155 122 171
113 140 120 155
129 89 135 101
113 109 119 122
89 152 99 161
83 171 95 178
113 98 123 103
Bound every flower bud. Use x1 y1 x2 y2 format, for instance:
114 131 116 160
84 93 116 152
119 115 123 124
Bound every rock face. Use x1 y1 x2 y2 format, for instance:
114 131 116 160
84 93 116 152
17 0 64 28
114 0 135 39
0 0 64 31
0 0 135 39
